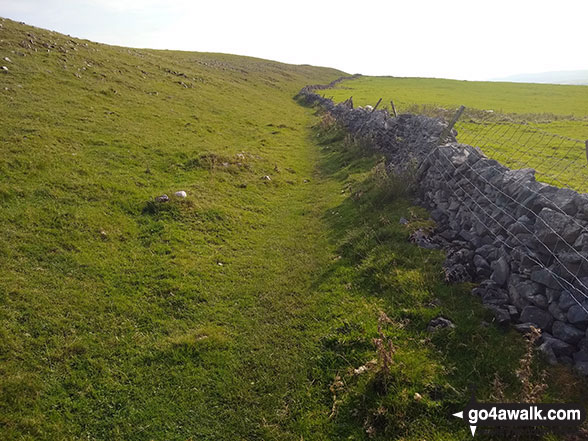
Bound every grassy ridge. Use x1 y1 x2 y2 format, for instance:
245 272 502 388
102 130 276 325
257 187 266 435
2 17 588 441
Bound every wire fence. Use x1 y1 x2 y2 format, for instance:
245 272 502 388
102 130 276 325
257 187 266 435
413 104 588 319
454 113 588 194
388 103 588 194
303 86 588 359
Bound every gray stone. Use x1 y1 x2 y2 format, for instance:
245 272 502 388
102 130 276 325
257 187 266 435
573 350 588 363
552 321 584 344
514 322 539 334
473 254 490 269
530 268 560 290
541 334 575 357
548 302 567 322
427 317 455 332
567 305 588 328
573 233 588 251
534 208 581 246
475 244 497 261
485 305 510 327
545 288 561 304
559 290 577 312
538 342 558 365
574 361 588 376
538 186 579 216
507 304 519 319
490 256 509 286
519 306 552 330
528 294 548 309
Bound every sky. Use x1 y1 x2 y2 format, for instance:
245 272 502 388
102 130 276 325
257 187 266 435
1 0 587 81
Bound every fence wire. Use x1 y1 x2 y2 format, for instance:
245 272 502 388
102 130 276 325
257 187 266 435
453 111 588 194
412 104 588 315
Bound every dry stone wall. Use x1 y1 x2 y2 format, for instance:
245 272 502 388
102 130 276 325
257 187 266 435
297 82 588 375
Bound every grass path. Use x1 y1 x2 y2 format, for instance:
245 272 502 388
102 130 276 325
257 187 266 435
3 18 588 441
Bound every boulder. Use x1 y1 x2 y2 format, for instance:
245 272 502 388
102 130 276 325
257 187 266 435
558 290 577 312
574 361 588 376
519 306 552 330
541 334 575 357
552 321 584 344
490 256 509 286
534 208 581 247
530 268 560 290
567 305 588 328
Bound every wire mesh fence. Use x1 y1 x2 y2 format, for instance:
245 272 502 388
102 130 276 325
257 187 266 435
454 112 588 194
391 103 588 193
300 86 588 362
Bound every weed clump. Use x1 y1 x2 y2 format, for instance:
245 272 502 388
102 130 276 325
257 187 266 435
314 112 346 145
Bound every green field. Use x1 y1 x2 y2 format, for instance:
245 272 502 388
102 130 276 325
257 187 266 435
321 76 588 191
2 18 588 440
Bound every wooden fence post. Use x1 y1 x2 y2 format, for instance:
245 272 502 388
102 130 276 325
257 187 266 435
390 100 398 118
439 105 465 144
371 98 382 112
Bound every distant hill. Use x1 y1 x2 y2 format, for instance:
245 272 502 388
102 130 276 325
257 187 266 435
493 70 588 85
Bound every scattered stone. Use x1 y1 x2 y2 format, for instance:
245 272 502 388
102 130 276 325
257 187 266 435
444 263 469 283
427 317 455 332
3 57 11 63
1 66 8 72
174 190 187 198
399 217 408 225
261 175 271 181
155 194 169 202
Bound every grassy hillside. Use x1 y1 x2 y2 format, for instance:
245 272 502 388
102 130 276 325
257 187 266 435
2 17 588 441
320 76 588 192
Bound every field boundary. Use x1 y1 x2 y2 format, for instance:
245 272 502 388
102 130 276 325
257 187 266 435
296 84 588 375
